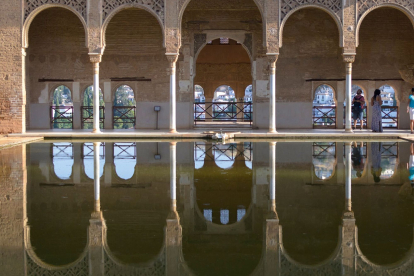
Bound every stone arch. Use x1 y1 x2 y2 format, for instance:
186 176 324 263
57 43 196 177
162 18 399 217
356 4 414 47
22 4 88 49
101 5 165 49
279 5 343 48
178 0 264 34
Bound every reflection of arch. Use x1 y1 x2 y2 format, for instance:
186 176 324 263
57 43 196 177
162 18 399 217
83 143 105 179
195 202 253 229
22 4 88 48
279 5 343 48
356 5 414 47
312 142 337 180
52 143 74 180
113 143 137 180
102 5 165 48
25 225 89 271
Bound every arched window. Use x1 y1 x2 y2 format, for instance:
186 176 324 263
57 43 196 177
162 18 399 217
113 85 136 129
52 143 74 180
194 85 205 103
81 86 104 129
214 85 235 101
313 85 336 128
244 85 252 102
220 209 229 225
114 143 136 180
379 85 398 128
51 85 73 129
83 142 105 179
312 142 336 180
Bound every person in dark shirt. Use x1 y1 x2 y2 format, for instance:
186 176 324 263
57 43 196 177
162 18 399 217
352 89 365 130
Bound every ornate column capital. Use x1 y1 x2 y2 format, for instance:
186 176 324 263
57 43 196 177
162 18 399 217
89 53 102 64
266 53 279 67
166 53 179 75
342 53 356 63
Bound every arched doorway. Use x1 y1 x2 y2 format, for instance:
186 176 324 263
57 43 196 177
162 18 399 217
50 85 73 129
312 85 337 128
81 86 104 129
193 39 253 127
113 85 136 129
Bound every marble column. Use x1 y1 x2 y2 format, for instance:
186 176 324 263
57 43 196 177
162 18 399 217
166 54 179 133
267 54 278 133
89 54 102 133
343 54 355 133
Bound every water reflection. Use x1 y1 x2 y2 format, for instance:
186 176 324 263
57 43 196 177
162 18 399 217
1 141 413 275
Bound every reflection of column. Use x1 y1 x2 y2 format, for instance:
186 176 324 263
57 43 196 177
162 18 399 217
104 143 112 186
166 142 182 276
89 54 102 133
267 54 278 133
93 142 100 212
264 142 279 275
342 141 356 275
343 54 355 133
166 54 179 133
73 143 82 184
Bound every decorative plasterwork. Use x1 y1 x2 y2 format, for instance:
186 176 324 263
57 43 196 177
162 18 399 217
102 0 165 23
358 0 414 21
194 33 206 56
280 0 342 22
24 0 87 22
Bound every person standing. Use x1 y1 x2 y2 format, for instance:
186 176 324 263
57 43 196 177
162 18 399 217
371 89 383 132
352 89 365 130
407 88 414 134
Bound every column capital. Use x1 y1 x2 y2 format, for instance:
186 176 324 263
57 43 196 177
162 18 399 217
89 53 102 63
165 53 179 64
342 53 356 63
266 53 279 67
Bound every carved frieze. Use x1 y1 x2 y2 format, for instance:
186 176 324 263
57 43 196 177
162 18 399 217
102 0 164 23
194 33 206 56
280 0 342 22
358 0 414 21
24 0 87 22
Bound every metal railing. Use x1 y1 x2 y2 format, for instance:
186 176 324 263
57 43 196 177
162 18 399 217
113 106 136 129
343 106 367 129
81 106 105 129
50 106 73 129
381 106 398 128
313 106 336 128
194 143 252 162
194 102 252 125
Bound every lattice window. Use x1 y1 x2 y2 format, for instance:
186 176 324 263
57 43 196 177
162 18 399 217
102 0 165 23
24 0 87 22
280 0 342 22
358 0 414 21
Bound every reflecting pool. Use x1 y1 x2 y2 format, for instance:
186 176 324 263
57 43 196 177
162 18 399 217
1 141 414 275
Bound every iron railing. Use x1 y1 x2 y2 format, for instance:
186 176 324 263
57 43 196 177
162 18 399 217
81 106 105 129
381 106 398 128
113 106 136 129
313 106 336 128
113 143 136 159
194 102 252 125
83 142 105 159
50 106 73 129
343 106 367 129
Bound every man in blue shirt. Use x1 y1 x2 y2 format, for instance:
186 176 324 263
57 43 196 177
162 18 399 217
407 88 414 134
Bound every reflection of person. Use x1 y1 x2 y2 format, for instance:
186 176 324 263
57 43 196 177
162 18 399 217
352 142 364 178
352 89 365 130
408 143 414 185
371 142 382 182
371 89 383 133
407 88 414 134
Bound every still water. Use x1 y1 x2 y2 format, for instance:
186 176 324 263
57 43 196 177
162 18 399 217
1 141 414 275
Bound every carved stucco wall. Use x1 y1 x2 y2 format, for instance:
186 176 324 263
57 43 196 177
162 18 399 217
102 0 165 24
24 0 87 22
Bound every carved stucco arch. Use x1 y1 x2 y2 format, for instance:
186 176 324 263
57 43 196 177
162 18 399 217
356 4 414 47
101 4 166 50
22 4 88 49
178 0 265 46
279 5 344 48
